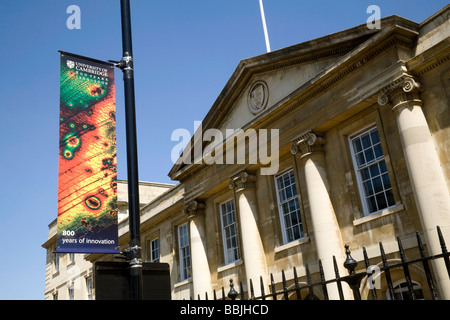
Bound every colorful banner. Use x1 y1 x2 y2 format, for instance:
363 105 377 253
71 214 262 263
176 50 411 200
57 51 118 253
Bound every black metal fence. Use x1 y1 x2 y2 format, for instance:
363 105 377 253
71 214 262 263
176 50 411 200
194 226 450 300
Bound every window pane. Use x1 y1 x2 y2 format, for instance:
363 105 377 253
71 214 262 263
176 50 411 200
292 210 300 225
370 130 380 144
289 199 297 212
284 174 290 187
376 192 387 209
365 148 375 163
367 196 377 212
382 173 391 189
362 134 371 149
353 138 362 152
284 212 292 228
374 143 383 159
386 190 395 206
290 174 296 185
364 180 373 196
369 163 379 177
379 160 387 173
292 226 300 241
361 168 370 181
286 227 294 242
278 189 286 202
286 185 293 199
277 177 284 189
356 152 365 167
373 177 383 193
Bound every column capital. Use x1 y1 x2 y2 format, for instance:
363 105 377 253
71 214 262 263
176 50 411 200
290 130 325 158
229 170 256 192
184 200 206 218
377 74 423 111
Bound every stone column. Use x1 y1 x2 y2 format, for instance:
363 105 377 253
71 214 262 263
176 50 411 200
229 171 268 296
291 131 351 299
378 74 450 299
184 200 212 299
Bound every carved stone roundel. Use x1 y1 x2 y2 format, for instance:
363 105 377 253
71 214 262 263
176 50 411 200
248 80 269 115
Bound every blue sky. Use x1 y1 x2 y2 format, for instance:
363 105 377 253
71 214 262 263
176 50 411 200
0 0 447 300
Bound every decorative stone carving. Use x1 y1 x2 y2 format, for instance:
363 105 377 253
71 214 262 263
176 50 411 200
184 200 206 218
377 74 422 111
247 80 269 115
229 170 256 192
291 130 325 157
377 92 389 106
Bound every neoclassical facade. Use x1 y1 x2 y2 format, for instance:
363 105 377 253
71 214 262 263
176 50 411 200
43 6 450 300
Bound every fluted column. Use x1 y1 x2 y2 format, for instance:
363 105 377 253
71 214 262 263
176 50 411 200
291 131 351 299
378 74 450 299
229 171 268 296
184 200 212 299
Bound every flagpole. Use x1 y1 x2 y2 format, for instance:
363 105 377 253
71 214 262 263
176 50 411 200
259 0 271 53
119 0 143 300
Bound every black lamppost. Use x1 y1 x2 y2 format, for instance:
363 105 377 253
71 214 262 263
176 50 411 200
118 0 143 300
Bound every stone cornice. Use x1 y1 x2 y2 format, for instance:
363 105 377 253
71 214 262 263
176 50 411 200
407 39 450 77
412 52 450 77
257 25 419 130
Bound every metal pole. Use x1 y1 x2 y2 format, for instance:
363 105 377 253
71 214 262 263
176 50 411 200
259 0 271 53
120 0 143 300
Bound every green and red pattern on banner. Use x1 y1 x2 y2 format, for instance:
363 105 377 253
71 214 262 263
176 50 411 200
57 52 118 253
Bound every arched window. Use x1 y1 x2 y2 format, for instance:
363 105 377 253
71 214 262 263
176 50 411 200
387 281 424 300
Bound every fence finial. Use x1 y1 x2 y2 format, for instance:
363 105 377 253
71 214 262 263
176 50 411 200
228 279 238 300
343 244 358 275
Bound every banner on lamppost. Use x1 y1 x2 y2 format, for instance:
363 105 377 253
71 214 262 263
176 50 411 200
56 51 118 253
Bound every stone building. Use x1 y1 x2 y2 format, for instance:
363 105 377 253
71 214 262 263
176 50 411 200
43 6 450 300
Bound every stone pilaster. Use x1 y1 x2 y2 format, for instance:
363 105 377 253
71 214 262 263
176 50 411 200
229 170 267 296
291 131 351 299
184 200 211 298
378 74 450 299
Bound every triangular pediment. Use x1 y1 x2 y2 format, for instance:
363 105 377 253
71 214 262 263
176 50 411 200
217 51 349 133
169 15 420 181
206 27 378 135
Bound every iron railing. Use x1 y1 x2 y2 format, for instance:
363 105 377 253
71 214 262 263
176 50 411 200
194 226 450 300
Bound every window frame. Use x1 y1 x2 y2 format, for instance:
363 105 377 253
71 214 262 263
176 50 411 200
219 199 240 265
68 286 74 300
349 125 395 216
86 277 93 300
54 252 60 273
177 223 191 281
387 281 424 300
149 238 160 263
274 167 304 244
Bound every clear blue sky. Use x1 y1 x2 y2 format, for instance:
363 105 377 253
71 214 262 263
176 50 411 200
0 0 447 300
